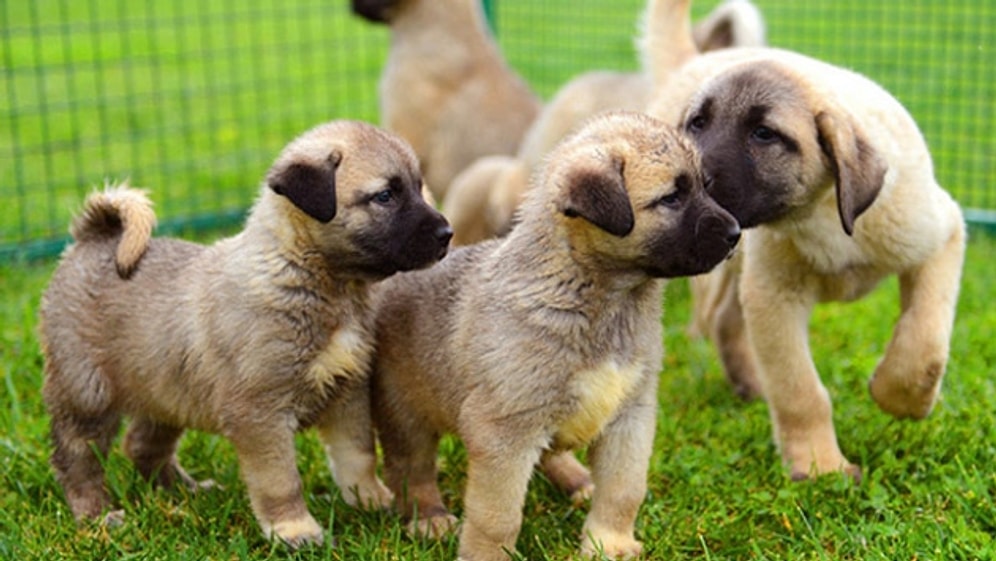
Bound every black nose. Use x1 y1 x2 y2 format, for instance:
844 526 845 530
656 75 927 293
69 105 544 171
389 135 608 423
726 224 741 247
436 224 454 245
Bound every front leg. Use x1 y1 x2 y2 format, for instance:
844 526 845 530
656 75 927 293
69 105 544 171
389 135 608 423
580 376 657 560
227 419 322 548
315 383 393 510
711 274 762 400
870 224 965 418
689 254 762 400
741 265 859 480
458 417 545 561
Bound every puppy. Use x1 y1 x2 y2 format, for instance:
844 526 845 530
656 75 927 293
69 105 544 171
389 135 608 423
39 120 453 547
364 112 740 560
442 0 766 245
648 47 966 479
352 0 541 199
443 155 530 246
518 0 766 170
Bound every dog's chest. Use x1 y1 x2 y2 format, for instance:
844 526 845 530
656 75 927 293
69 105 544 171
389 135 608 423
554 360 644 449
307 326 372 395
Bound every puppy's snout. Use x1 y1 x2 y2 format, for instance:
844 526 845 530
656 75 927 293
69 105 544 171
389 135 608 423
700 211 739 245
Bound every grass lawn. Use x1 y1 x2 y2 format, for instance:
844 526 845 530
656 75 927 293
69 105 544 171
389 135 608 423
2 0 993 559
1 232 994 559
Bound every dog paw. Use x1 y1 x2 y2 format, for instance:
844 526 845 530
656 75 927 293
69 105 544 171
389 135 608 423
869 359 945 419
788 460 862 483
580 531 643 559
342 479 394 510
180 477 221 493
407 513 459 539
270 515 324 549
570 481 595 506
540 450 593 506
101 509 126 528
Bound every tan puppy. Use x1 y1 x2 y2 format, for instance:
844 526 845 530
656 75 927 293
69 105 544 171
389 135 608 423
39 120 453 547
647 47 966 479
443 154 530 246
352 0 541 199
365 112 740 560
443 0 766 245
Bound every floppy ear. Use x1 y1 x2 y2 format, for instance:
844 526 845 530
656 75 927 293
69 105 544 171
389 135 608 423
268 151 343 223
694 17 735 51
815 111 887 236
560 158 635 237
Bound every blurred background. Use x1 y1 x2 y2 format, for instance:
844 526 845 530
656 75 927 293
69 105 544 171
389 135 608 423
1 0 992 260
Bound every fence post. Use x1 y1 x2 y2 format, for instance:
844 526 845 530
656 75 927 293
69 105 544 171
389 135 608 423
482 0 496 34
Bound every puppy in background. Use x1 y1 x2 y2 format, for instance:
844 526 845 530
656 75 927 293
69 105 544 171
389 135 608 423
647 47 966 480
352 0 541 200
517 0 765 171
443 0 765 245
39 121 452 547
364 112 740 560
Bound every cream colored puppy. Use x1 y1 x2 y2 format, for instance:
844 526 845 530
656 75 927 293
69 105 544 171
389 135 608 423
443 0 766 245
647 47 966 480
352 0 541 199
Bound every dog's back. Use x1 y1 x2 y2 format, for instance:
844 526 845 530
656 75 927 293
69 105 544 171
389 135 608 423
41 186 206 422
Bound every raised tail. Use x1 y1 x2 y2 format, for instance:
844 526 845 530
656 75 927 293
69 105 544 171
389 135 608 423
636 0 698 87
70 182 156 278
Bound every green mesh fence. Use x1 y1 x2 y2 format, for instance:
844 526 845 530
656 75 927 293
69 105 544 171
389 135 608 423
1 1 993 261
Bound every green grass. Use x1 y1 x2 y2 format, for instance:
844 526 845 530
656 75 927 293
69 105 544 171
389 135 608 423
2 1 994 558
2 233 994 559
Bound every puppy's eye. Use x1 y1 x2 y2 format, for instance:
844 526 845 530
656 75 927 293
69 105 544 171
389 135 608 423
751 126 779 144
372 189 393 204
656 191 683 209
687 114 707 132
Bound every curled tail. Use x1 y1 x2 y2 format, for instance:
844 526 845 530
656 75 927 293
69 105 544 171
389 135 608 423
70 182 156 278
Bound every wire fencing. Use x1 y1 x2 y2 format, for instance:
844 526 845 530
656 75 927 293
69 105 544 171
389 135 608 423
1 1 992 260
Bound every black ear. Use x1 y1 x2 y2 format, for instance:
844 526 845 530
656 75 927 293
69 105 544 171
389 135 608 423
815 111 887 236
351 0 395 23
268 152 342 223
560 160 635 237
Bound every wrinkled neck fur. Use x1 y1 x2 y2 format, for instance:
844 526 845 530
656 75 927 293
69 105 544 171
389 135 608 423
499 208 660 318
243 191 371 294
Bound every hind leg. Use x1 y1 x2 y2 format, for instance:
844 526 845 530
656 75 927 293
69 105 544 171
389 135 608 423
539 450 593 505
380 421 455 538
48 410 122 522
43 349 123 523
123 417 214 491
